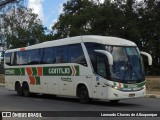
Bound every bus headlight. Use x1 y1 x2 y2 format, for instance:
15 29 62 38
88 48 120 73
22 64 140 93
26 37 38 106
114 86 121 90
114 86 118 90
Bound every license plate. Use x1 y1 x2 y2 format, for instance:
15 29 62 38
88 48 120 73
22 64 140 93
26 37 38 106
129 93 135 97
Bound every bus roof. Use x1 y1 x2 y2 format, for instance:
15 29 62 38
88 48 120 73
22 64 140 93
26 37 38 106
6 35 137 52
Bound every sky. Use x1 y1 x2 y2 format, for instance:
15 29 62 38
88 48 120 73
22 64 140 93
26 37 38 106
27 0 105 30
28 0 67 30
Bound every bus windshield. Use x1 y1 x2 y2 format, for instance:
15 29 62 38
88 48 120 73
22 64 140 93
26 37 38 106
106 46 144 82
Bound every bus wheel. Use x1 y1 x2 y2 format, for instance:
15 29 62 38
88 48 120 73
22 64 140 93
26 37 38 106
15 82 23 96
78 85 90 103
22 83 30 97
109 100 120 104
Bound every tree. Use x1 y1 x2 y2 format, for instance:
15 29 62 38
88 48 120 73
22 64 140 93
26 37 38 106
0 0 24 14
3 6 52 49
52 0 127 38
0 0 25 65
52 0 95 39
137 0 160 75
0 0 18 8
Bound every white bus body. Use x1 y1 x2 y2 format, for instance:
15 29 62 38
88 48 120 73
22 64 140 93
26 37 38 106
4 35 152 103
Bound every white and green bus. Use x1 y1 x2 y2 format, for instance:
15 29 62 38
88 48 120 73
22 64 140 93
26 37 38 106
4 35 152 103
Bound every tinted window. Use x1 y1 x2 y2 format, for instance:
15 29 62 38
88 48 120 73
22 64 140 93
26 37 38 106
63 46 68 63
17 51 28 65
42 47 54 64
28 49 42 64
5 52 11 65
17 49 42 65
85 43 105 71
68 44 86 66
11 52 17 65
85 43 110 78
6 44 87 66
97 55 107 78
54 46 64 63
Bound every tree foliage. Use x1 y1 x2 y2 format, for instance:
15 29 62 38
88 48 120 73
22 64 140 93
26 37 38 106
0 1 53 65
2 6 54 49
52 0 160 75
3 7 52 49
0 0 18 9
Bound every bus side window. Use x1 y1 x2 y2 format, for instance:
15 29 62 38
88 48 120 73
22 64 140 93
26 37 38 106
68 44 87 66
96 55 107 78
11 52 17 65
85 43 110 79
85 43 105 71
17 51 28 65
42 47 54 64
63 46 68 63
5 52 11 65
28 49 42 64
54 46 64 63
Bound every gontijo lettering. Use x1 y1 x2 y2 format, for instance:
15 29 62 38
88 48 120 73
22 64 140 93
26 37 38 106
43 66 79 76
48 67 70 75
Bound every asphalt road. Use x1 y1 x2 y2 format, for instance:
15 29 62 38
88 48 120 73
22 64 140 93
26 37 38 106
0 86 160 120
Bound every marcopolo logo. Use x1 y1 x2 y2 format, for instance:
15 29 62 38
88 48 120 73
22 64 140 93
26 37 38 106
43 66 79 76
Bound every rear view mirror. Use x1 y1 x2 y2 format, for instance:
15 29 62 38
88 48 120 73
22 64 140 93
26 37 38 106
94 50 113 65
140 51 152 65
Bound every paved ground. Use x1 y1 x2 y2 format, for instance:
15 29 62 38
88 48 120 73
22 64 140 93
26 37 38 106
0 86 160 120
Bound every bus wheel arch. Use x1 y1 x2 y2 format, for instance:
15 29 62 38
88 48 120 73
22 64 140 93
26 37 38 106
76 84 90 103
15 81 23 96
22 82 30 97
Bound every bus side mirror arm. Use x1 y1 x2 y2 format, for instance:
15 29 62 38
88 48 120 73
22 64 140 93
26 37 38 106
140 51 152 65
94 50 113 65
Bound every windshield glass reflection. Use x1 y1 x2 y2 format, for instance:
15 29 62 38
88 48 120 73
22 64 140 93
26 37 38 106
106 46 144 81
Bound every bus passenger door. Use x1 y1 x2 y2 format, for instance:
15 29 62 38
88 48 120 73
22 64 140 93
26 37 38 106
93 55 108 99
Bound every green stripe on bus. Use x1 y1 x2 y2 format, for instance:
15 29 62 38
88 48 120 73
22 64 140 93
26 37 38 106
35 76 40 85
5 68 25 75
32 67 37 75
123 84 128 88
43 66 79 76
75 66 79 76
137 81 145 87
20 68 25 75
5 66 79 76
114 81 145 88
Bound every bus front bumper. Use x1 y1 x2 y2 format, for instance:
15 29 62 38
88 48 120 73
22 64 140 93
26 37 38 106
108 86 146 100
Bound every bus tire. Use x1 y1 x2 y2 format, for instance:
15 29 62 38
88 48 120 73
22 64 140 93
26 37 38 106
22 83 30 97
77 85 90 104
15 82 23 96
109 100 120 104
